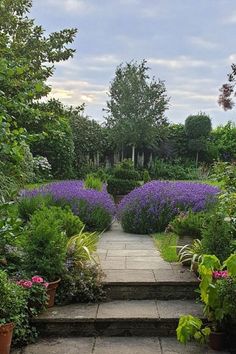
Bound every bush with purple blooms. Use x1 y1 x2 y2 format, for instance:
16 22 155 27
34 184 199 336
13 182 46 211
20 180 116 231
117 181 219 234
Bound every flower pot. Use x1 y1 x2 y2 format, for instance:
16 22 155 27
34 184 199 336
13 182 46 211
46 279 61 308
209 331 225 351
0 322 14 354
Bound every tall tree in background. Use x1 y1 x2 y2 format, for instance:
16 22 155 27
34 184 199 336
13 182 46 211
0 0 77 184
185 113 212 167
219 63 236 110
105 60 169 165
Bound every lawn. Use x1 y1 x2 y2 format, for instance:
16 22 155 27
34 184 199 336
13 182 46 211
153 233 179 262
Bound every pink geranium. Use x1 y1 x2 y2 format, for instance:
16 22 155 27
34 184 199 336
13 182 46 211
32 276 44 283
212 270 229 279
43 282 49 288
17 280 33 288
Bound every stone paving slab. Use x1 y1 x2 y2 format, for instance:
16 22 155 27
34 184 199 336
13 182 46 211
34 303 98 321
97 300 158 319
97 223 197 280
156 300 202 319
12 337 230 354
103 270 156 283
35 300 201 322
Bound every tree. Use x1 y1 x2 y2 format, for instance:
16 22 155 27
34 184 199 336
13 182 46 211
105 60 169 165
211 121 236 161
185 113 212 167
218 64 236 110
0 0 77 184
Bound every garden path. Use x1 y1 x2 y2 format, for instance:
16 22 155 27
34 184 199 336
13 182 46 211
96 221 196 284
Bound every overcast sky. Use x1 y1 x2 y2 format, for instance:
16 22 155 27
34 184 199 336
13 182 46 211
31 0 236 126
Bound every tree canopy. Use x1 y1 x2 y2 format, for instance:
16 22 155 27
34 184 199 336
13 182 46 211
105 60 169 163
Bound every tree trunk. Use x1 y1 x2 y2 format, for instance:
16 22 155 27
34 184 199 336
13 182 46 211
141 152 144 167
132 145 135 165
148 152 153 167
121 144 124 161
196 151 199 168
96 151 100 166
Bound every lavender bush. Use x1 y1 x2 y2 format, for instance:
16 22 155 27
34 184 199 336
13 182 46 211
20 180 116 231
117 181 219 234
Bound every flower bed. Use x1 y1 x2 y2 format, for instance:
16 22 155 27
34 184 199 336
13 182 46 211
21 180 116 231
117 181 219 234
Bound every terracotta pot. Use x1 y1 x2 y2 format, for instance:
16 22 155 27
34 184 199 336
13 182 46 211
46 279 61 308
209 331 225 351
0 322 14 354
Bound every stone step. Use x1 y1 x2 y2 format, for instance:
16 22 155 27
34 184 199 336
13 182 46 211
12 336 230 354
102 268 199 300
33 300 203 338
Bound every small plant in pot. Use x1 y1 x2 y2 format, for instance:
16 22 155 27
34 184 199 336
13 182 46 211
177 253 236 351
24 207 67 307
0 270 28 354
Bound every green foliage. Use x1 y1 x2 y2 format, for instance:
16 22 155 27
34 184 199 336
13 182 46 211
150 159 199 180
107 178 139 195
18 194 53 222
168 211 206 238
67 227 98 267
24 207 67 281
84 174 103 191
177 315 210 345
177 239 203 270
211 161 236 192
107 159 140 195
56 264 104 305
0 270 34 346
185 113 212 139
143 170 151 183
75 200 112 231
177 254 236 346
154 233 178 262
202 213 233 262
211 121 236 161
0 201 23 274
105 60 169 158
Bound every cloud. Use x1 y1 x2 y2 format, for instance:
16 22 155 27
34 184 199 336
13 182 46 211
223 13 236 24
46 0 94 14
148 56 208 69
228 53 236 62
189 36 219 49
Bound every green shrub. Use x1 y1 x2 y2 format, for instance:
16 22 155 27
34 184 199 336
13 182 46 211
0 270 33 346
202 213 233 262
24 207 67 281
18 194 53 222
150 159 199 180
143 170 151 183
168 211 206 238
75 200 112 231
56 264 104 305
84 174 103 191
107 178 139 195
46 206 84 237
114 168 140 181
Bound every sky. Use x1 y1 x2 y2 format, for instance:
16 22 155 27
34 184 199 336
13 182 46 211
30 0 236 127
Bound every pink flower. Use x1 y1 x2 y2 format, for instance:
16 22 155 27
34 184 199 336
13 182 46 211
32 276 44 283
212 271 229 279
43 282 49 288
17 280 32 288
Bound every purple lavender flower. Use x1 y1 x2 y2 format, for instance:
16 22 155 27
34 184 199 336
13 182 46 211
117 181 219 234
20 180 116 219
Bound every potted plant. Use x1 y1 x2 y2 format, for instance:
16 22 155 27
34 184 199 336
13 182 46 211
177 253 236 351
24 207 67 307
0 270 27 354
